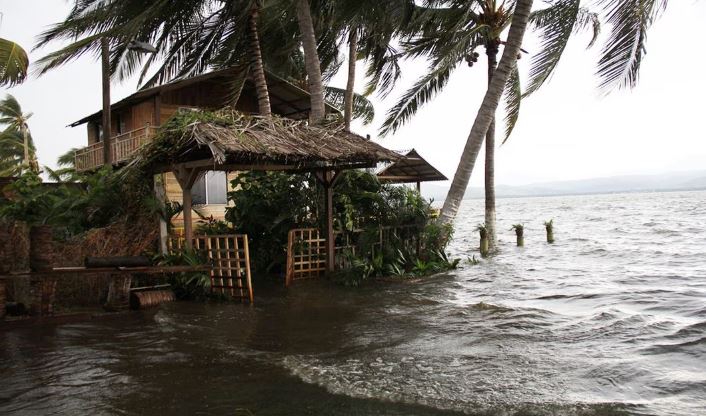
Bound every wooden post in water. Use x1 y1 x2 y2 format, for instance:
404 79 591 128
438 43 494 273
545 219 554 244
477 224 489 257
511 224 524 246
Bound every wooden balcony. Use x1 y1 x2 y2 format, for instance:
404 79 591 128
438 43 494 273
75 125 157 172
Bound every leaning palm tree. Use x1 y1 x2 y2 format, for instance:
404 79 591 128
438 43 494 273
0 94 38 175
380 0 598 249
438 0 673 225
0 38 29 87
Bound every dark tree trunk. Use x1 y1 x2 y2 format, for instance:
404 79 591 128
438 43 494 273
439 0 534 225
248 4 272 117
485 40 499 251
100 37 112 165
295 0 326 124
344 28 358 131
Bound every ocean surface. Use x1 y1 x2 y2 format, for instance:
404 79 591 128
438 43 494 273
1 190 704 415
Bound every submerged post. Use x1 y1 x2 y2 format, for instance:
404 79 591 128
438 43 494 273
545 219 555 244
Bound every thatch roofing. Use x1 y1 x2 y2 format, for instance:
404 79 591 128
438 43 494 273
69 67 339 127
377 149 447 183
130 110 400 173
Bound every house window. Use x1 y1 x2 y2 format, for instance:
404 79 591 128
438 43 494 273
192 171 227 205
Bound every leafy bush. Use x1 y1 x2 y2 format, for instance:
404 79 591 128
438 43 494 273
225 169 456 282
153 249 211 300
225 171 319 275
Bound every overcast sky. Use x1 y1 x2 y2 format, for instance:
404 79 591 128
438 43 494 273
1 0 705 187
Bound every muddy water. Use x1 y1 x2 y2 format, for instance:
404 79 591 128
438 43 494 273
1 191 705 415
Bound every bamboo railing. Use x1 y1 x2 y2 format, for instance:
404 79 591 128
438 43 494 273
285 225 421 286
75 124 156 172
169 234 253 303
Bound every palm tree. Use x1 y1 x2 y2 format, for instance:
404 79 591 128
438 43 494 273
248 1 272 117
36 0 276 116
0 94 38 175
439 0 673 225
0 39 29 87
380 0 597 249
438 0 533 225
294 0 327 124
333 0 417 131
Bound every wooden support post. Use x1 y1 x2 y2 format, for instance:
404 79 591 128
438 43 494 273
416 181 421 193
154 173 169 254
173 166 200 250
313 170 342 274
325 173 335 273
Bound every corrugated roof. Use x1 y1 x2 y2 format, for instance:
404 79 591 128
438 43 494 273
69 67 339 127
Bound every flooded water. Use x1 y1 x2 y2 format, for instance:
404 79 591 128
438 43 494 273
1 191 705 415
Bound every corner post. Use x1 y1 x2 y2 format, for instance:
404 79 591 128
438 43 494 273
173 166 200 250
154 173 169 254
324 172 335 273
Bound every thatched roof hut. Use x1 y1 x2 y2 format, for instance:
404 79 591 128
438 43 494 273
131 110 399 173
376 149 447 191
133 110 400 271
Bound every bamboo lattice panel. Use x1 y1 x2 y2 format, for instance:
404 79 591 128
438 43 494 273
286 228 326 286
170 234 253 303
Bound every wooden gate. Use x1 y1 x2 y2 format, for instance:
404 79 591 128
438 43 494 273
286 228 326 286
170 234 253 303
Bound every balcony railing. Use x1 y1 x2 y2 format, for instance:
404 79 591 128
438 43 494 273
75 124 157 172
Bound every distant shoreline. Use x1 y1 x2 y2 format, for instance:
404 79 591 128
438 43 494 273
470 186 706 200
426 186 706 203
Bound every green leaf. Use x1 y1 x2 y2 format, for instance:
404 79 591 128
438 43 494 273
0 39 29 87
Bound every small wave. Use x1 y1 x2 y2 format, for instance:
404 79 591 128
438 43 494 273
535 293 605 300
468 302 514 313
652 228 681 236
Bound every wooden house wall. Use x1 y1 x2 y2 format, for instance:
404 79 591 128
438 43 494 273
87 122 98 145
130 97 157 130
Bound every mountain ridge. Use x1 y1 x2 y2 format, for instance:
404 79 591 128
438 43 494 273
421 170 706 201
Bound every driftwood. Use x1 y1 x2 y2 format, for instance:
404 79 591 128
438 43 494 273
84 256 152 268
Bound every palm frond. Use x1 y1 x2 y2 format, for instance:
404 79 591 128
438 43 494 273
0 39 30 87
379 59 458 137
324 86 375 124
502 65 522 143
525 0 600 96
596 0 667 92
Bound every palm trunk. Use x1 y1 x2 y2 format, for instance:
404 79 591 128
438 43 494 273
248 5 271 117
344 28 358 131
295 0 326 124
484 40 499 251
439 0 534 225
21 123 29 173
100 37 112 165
